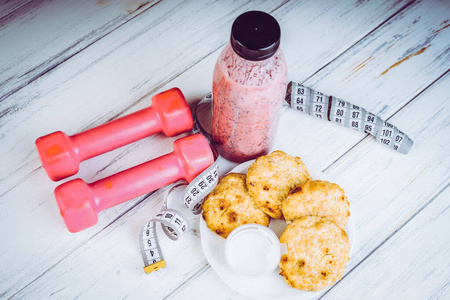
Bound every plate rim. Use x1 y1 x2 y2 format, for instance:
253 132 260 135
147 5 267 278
199 159 355 299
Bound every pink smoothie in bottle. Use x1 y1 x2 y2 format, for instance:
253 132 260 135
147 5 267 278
212 11 287 162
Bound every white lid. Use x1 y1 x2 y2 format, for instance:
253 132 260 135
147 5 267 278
224 224 283 277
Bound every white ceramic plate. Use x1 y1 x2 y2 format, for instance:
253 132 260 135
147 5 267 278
199 160 355 300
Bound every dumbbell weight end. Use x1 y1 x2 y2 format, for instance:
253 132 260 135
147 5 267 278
55 134 214 233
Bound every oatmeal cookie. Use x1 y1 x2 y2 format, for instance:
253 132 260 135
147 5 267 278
279 216 350 291
246 151 311 219
202 173 270 238
282 180 350 229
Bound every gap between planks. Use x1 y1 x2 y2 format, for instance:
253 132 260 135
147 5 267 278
6 0 435 298
7 190 158 299
57 0 417 153
5 3 294 298
161 263 212 300
319 182 450 299
298 0 415 87
322 67 450 174
64 0 292 129
160 68 449 299
0 0 164 103
161 1 440 298
0 0 32 20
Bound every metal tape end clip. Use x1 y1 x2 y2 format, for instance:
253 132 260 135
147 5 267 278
144 260 166 274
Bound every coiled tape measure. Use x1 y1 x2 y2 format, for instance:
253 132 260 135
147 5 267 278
140 93 221 273
139 81 413 273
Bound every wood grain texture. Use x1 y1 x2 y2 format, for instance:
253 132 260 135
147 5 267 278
0 0 31 19
157 72 450 300
275 0 450 170
0 0 160 101
0 1 288 298
0 0 287 195
1 0 449 299
2 0 404 296
157 1 450 298
320 72 450 299
322 186 450 300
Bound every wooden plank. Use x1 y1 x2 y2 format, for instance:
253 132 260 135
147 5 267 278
275 0 450 170
0 0 31 19
167 268 240 300
165 268 238 300
0 0 413 210
0 1 290 298
66 0 450 297
3 1 428 298
322 186 450 300
0 0 160 101
0 3 414 295
318 74 450 298
153 67 450 300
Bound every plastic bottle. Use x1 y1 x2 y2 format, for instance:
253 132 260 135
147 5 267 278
212 11 287 163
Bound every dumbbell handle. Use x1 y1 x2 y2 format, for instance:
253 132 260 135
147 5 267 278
36 88 193 181
55 134 214 232
91 151 189 211
72 107 161 161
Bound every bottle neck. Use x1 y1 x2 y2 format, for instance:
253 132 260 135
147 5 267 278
219 42 286 87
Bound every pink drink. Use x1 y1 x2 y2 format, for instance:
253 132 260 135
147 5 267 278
211 11 287 162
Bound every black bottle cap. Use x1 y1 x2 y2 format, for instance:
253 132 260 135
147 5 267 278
230 11 281 61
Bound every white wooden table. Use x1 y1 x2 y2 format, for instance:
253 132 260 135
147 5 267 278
1 0 449 299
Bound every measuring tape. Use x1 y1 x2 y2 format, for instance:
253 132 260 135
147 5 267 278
140 94 222 273
285 81 413 154
139 81 413 273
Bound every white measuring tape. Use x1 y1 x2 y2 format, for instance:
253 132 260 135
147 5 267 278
140 94 222 273
139 81 413 273
285 81 413 154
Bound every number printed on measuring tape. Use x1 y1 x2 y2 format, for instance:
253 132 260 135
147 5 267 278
339 103 362 132
140 82 415 275
330 97 348 127
140 93 223 274
140 207 191 273
140 164 220 273
395 130 406 145
334 106 347 117
310 89 329 119
184 163 220 214
294 95 307 113
289 82 311 114
313 91 325 103
286 81 413 154
364 112 378 134
375 120 399 150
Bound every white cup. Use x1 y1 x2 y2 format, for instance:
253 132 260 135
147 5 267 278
224 224 284 277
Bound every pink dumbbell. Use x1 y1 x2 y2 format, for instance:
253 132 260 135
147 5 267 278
55 134 214 233
36 88 193 181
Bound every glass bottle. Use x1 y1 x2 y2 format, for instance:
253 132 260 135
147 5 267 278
212 11 287 163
